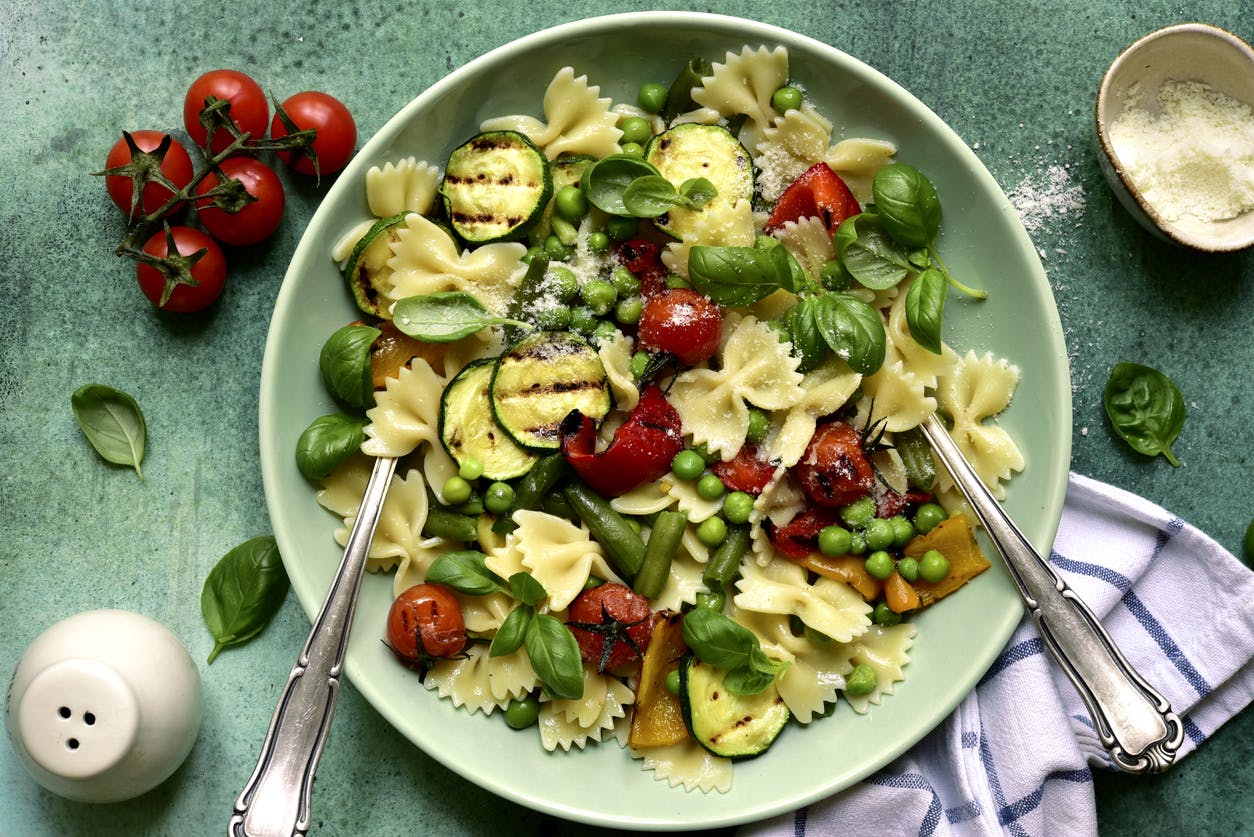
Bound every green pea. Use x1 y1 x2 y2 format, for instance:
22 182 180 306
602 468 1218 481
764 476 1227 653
621 141 645 158
697 474 726 501
693 442 721 464
592 320 619 346
569 306 598 335
583 575 603 591
914 502 947 534
546 265 580 303
664 668 681 695
745 407 770 445
818 525 853 557
864 518 894 551
442 475 473 505
581 279 617 315
554 185 588 222
534 305 572 331
840 496 876 528
587 230 610 253
695 589 726 611
606 215 637 242
665 273 691 290
614 296 643 325
638 82 667 113
864 550 895 580
505 694 541 729
873 602 902 626
722 491 754 525
618 115 652 145
845 662 877 696
804 625 834 646
671 450 705 481
848 530 867 555
889 515 915 548
771 85 804 113
696 516 728 547
897 556 920 582
611 265 642 296
458 457 484 481
484 481 516 515
919 549 950 583
630 350 651 380
544 233 573 261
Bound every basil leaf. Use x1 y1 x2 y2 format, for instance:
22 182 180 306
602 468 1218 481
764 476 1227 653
783 297 827 373
294 413 366 481
622 175 679 217
904 268 947 355
200 536 289 664
723 665 776 695
813 293 886 375
393 291 529 343
426 550 507 596
489 604 532 658
71 383 146 479
582 154 660 215
872 162 941 248
677 177 717 209
525 613 584 700
680 606 755 670
509 571 548 607
687 245 786 306
835 214 911 290
319 324 380 408
1103 363 1186 466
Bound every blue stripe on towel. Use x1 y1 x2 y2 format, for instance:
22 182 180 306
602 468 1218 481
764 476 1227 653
793 805 807 837
978 636 1044 686
866 772 943 836
995 770 1092 827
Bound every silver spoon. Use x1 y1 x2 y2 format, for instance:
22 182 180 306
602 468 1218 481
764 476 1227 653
919 414 1183 772
229 455 397 836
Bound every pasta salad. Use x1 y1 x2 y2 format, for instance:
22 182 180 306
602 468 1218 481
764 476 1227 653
299 44 1024 793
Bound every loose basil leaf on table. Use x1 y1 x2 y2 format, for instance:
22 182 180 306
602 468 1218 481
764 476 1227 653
904 267 947 355
70 383 147 479
813 293 887 375
201 536 289 664
1103 362 1186 466
393 291 530 343
319 323 380 408
294 413 367 481
524 613 584 700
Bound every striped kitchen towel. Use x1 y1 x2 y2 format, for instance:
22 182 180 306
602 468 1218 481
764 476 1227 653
741 472 1254 837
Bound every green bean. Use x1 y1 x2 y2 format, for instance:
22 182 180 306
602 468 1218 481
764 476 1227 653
702 524 750 587
541 491 580 525
564 481 646 577
422 507 479 542
661 56 714 121
634 511 687 599
492 453 569 535
894 426 936 490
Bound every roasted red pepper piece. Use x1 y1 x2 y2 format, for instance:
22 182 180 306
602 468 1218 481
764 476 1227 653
711 445 778 495
558 385 683 497
613 238 669 299
765 507 845 559
764 162 861 236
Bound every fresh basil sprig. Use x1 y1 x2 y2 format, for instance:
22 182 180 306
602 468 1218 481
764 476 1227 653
1103 362 1186 466
687 241 809 305
622 175 717 218
201 536 289 664
834 214 911 290
294 413 367 481
393 291 530 343
71 383 147 478
426 550 508 596
681 607 788 695
903 268 947 355
872 162 941 248
582 154 661 215
319 324 380 408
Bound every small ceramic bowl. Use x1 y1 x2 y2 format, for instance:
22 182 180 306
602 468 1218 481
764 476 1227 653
1095 22 1254 252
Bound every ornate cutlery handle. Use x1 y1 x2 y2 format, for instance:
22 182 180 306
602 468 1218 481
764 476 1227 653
229 456 397 836
919 416 1182 773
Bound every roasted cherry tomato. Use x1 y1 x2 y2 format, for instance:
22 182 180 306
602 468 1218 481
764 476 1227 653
194 157 286 246
559 385 683 497
135 226 227 313
766 507 845 559
794 421 875 507
567 583 653 672
612 238 668 298
270 91 357 176
764 161 860 236
386 583 467 663
183 69 269 154
712 445 778 495
637 288 723 366
103 130 195 218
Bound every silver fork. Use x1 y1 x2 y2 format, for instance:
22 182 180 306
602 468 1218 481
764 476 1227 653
919 414 1183 773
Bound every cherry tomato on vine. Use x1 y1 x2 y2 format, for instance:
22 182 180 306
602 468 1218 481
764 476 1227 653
194 157 286 246
637 288 723 366
103 130 195 218
567 583 653 672
183 69 269 154
135 226 227 313
270 91 357 176
386 583 467 663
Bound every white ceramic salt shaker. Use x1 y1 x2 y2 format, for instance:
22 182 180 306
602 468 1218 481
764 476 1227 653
5 609 203 803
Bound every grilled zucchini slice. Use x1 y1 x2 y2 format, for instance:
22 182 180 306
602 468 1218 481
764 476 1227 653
679 655 790 759
440 131 552 243
644 123 754 241
491 331 611 450
440 359 537 480
342 212 410 318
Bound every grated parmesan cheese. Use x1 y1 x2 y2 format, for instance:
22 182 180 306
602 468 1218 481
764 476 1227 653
1108 79 1254 223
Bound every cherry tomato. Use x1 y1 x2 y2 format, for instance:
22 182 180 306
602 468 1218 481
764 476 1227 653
637 288 723 366
135 226 226 313
567 583 653 672
711 445 778 495
386 583 467 663
103 131 195 218
194 157 286 246
794 421 875 507
183 69 269 155
270 91 357 176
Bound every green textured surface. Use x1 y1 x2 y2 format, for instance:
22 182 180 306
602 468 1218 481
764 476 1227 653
0 2 1250 836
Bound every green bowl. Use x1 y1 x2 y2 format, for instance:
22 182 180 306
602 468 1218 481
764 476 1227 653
259 11 1071 829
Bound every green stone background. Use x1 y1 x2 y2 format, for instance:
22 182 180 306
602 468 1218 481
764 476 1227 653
1 1 1251 835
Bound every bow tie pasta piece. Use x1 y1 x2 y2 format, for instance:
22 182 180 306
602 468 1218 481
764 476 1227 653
597 332 640 412
646 549 706 613
733 608 854 723
855 359 937 434
662 197 756 279
761 357 863 469
769 215 835 286
538 666 635 751
690 45 789 154
755 103 833 202
825 137 898 205
362 359 445 458
365 157 441 218
424 644 539 715
480 66 622 161
509 509 624 611
748 466 805 567
631 740 733 793
318 461 430 574
840 623 917 715
733 559 873 644
886 278 958 388
937 351 1025 499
